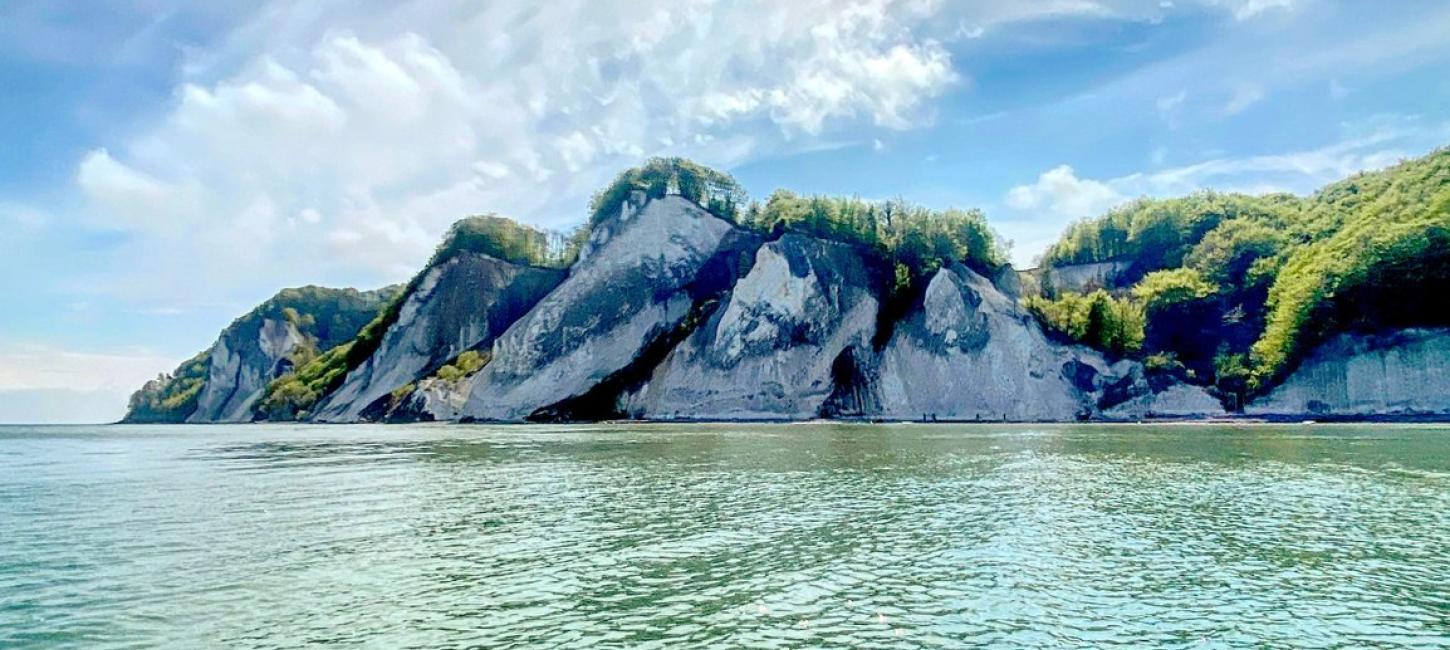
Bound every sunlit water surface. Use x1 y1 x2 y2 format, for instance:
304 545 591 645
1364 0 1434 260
1 423 1447 648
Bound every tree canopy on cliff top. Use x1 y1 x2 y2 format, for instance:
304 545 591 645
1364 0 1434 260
590 158 1008 278
1031 146 1450 398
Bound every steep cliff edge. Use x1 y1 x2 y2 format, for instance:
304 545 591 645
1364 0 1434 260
188 317 309 422
627 234 887 420
123 286 399 423
877 265 1106 420
441 194 760 422
309 252 565 422
127 152 1450 424
874 264 1223 421
1247 329 1450 418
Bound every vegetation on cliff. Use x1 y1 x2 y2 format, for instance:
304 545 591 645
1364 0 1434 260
590 157 748 227
254 217 574 421
745 191 1006 282
121 286 398 423
1034 147 1450 403
132 149 1449 422
123 351 210 423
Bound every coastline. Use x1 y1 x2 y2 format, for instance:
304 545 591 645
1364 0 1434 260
111 413 1450 426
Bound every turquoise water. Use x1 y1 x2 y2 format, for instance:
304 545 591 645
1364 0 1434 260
1 423 1447 648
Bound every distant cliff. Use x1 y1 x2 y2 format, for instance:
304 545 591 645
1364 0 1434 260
125 152 1450 424
122 286 400 423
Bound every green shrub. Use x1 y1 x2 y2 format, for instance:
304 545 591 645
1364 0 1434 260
430 215 582 270
1025 290 1144 357
1041 192 1298 272
255 343 356 421
589 157 747 227
746 190 1007 280
431 349 491 384
123 351 210 423
1131 268 1219 307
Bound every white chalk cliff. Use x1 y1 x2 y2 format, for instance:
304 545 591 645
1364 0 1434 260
1248 329 1450 418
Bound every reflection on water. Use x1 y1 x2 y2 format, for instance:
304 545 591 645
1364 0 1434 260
1 423 1447 648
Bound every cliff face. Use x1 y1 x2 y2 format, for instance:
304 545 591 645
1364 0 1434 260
188 317 308 423
132 190 1448 424
446 194 760 422
627 234 887 420
1044 260 1133 293
310 252 564 422
1247 329 1450 418
138 286 398 424
877 265 1109 421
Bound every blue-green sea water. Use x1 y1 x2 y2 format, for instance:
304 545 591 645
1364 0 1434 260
1 423 1447 648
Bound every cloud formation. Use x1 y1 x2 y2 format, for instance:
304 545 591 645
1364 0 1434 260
68 0 1304 297
74 1 966 294
1005 165 1125 219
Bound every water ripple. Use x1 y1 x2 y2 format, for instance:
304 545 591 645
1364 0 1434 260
1 423 1447 648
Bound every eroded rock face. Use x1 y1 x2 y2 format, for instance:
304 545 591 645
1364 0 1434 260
1101 366 1227 420
1045 260 1133 293
877 265 1118 421
628 235 888 420
876 266 1225 421
1248 328 1450 418
189 318 307 423
449 195 759 422
310 253 564 422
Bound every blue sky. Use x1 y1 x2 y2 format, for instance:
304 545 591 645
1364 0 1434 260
3 0 1449 423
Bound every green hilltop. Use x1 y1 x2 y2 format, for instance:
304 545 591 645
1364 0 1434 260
1029 147 1450 406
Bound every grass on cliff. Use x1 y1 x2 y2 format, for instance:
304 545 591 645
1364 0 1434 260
1031 147 1450 401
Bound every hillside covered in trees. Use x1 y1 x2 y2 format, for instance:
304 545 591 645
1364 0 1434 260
1029 147 1449 407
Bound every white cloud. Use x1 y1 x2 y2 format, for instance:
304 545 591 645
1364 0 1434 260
1005 164 1125 218
76 149 189 226
1156 89 1187 114
70 0 969 298
1213 0 1296 20
0 343 177 394
1111 123 1427 196
1222 83 1266 115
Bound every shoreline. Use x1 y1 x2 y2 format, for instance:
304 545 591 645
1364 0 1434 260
108 414 1450 427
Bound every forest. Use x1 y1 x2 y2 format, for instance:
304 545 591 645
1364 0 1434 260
1029 147 1449 406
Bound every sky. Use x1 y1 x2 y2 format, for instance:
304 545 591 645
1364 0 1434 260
2 0 1449 423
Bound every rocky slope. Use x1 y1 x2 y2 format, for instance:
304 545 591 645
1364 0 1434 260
626 234 886 420
188 316 310 423
879 265 1106 421
877 263 1224 421
1247 329 1450 418
428 193 761 421
128 186 1446 423
309 252 565 422
124 286 398 423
